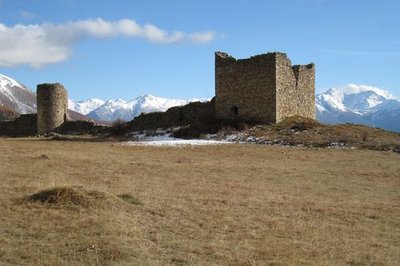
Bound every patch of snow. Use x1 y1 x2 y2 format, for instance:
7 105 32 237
315 102 326 112
124 130 231 146
123 138 231 147
133 133 174 141
0 73 25 90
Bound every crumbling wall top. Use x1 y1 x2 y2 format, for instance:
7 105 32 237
215 51 235 59
37 83 66 92
216 51 299 68
292 63 315 70
216 51 290 62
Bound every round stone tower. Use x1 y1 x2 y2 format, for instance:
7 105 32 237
37 83 68 135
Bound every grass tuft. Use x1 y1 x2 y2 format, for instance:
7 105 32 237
117 193 143 205
19 186 109 208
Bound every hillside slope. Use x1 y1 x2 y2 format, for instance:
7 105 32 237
215 116 400 151
0 74 36 113
0 105 19 122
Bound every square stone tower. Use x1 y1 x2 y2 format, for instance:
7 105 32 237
215 51 315 123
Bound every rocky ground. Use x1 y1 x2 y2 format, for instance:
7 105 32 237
123 116 400 152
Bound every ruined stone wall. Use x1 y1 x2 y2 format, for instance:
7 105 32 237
216 51 315 123
275 54 315 122
275 53 297 122
291 63 315 119
215 52 277 123
0 114 37 137
127 100 215 131
37 83 68 135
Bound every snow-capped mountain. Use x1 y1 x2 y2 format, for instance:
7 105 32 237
0 73 91 121
69 95 191 121
2 72 399 132
68 98 105 115
316 84 400 132
1 73 193 122
0 73 36 113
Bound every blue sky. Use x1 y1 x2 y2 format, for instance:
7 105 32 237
0 0 399 100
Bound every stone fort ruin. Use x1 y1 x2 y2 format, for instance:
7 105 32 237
1 51 316 137
215 51 315 123
37 83 69 135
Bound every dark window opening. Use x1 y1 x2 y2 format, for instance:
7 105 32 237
231 106 239 116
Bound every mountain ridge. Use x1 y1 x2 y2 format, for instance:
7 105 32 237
0 73 36 113
316 84 400 132
83 94 192 121
0 74 91 122
1 73 399 132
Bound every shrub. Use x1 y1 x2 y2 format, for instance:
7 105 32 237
110 118 127 136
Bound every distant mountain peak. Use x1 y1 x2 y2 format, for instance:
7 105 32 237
327 84 396 100
2 72 399 132
0 73 25 90
140 94 156 98
317 84 397 113
68 98 105 115
0 73 36 113
316 84 400 132
69 94 192 122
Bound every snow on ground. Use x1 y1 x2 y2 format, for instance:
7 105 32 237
123 134 231 147
124 139 231 147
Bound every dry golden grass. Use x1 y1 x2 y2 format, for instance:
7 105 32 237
0 138 399 265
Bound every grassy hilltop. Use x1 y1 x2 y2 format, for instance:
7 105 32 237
0 138 399 265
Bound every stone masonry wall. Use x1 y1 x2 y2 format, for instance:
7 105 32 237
275 54 315 122
215 52 277 123
215 51 315 123
37 83 68 135
0 114 37 137
291 63 315 119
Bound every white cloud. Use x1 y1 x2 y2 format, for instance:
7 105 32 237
0 18 216 68
189 31 216 44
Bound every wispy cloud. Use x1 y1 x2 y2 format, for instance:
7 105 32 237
0 18 216 68
19 11 37 20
